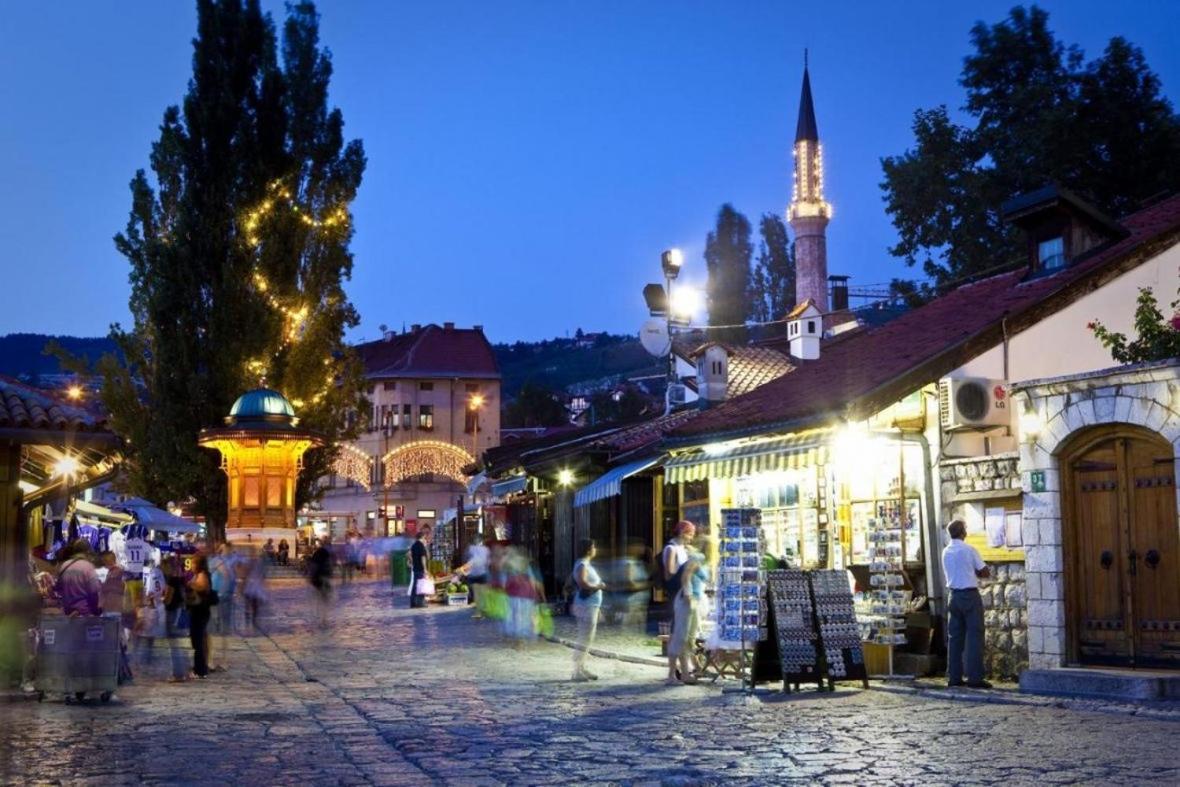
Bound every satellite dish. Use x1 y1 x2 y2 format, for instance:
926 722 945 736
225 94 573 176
640 319 671 357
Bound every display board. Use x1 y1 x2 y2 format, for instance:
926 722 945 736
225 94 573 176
765 569 823 688
810 569 868 686
716 508 767 649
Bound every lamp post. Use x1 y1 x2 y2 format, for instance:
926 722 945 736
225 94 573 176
661 248 683 387
461 392 485 559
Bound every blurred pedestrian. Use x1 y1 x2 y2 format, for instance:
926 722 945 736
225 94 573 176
208 543 239 671
244 555 269 633
99 550 127 619
571 539 605 681
278 538 290 567
409 526 433 609
162 556 190 682
503 549 543 647
135 558 166 663
667 543 708 685
455 539 490 617
185 554 214 679
56 539 100 616
308 536 333 627
263 538 277 564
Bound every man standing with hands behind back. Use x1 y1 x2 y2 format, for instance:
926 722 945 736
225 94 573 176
942 519 992 689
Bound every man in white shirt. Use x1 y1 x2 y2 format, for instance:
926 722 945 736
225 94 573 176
941 519 991 688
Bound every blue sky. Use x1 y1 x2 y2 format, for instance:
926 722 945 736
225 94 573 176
1 1 1177 344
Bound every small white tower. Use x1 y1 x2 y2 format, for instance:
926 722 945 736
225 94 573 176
695 344 729 405
786 300 822 361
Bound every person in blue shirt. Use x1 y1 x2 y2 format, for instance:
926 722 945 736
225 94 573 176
667 545 709 685
571 539 606 682
208 543 239 672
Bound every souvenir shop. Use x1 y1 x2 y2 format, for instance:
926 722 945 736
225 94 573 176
663 420 939 674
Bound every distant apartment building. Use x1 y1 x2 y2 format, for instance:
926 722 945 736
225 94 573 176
314 323 500 539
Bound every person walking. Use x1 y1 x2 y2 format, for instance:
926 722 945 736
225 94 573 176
308 536 334 627
185 554 214 679
208 543 238 671
243 555 269 634
667 545 709 685
942 519 992 689
571 539 605 681
662 521 694 684
136 558 167 663
409 526 433 609
455 540 490 617
162 556 190 682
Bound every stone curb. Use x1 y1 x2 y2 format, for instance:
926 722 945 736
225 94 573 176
874 681 1180 722
541 634 666 668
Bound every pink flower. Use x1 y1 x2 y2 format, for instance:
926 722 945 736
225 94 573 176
1170 314 1180 332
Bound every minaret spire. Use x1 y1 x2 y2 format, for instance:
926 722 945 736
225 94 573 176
787 54 832 312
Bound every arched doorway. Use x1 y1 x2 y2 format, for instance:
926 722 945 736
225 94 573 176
1061 424 1180 668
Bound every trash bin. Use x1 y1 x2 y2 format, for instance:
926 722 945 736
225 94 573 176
389 550 409 588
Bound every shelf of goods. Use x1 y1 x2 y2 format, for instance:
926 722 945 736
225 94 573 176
716 508 767 648
862 511 907 647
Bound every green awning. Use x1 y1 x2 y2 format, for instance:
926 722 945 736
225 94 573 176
664 433 828 483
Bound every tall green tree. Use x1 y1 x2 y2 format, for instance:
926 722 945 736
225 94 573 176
749 213 795 323
502 383 569 428
95 0 367 542
704 204 753 341
882 5 1180 290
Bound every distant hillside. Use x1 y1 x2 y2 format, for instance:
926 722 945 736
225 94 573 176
0 331 660 398
0 334 118 380
493 333 661 397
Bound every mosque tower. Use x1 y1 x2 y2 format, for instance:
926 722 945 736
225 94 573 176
787 53 832 312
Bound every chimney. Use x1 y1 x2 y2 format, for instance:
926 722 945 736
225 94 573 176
473 324 483 332
696 345 729 408
828 275 849 311
382 330 395 342
410 324 421 333
786 300 822 361
443 322 455 331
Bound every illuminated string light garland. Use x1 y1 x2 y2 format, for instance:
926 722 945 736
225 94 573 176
332 443 374 489
382 440 474 485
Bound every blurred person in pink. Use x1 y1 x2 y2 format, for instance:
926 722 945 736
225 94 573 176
57 539 100 616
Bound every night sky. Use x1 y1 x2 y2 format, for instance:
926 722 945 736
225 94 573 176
1 1 1177 344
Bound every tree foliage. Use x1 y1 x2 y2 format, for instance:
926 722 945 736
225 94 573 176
502 383 569 428
1089 287 1180 365
94 1 367 541
704 204 753 341
881 5 1180 289
749 213 795 323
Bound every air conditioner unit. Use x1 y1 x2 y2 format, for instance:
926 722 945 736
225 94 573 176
938 377 1011 431
666 383 688 407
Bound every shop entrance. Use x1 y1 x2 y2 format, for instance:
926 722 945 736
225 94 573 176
1063 425 1180 668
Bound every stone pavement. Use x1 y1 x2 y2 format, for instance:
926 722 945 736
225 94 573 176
2 577 1180 785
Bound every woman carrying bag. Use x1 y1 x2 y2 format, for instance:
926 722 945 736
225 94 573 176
571 539 605 682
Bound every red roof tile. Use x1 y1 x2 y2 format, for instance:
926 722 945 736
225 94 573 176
672 193 1180 442
0 377 109 433
356 324 500 379
589 409 700 456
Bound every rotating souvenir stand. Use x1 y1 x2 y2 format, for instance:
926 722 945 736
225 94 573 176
717 508 767 693
864 510 908 675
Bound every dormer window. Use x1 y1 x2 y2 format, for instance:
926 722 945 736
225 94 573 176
1038 236 1065 271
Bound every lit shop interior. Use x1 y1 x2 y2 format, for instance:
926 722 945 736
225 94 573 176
663 423 939 667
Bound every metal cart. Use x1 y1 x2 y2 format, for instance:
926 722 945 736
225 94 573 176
34 615 120 703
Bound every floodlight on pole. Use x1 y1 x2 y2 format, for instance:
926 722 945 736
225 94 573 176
661 248 684 280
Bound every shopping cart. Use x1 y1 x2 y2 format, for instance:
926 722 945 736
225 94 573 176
34 615 120 704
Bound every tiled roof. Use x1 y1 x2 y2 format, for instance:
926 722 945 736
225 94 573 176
671 193 1180 442
0 377 108 432
356 324 500 379
588 409 699 456
727 346 796 397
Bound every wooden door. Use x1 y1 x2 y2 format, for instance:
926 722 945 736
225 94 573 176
1065 429 1180 668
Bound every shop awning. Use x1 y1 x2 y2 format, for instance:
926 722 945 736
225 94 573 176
491 474 528 498
573 457 660 508
664 433 828 484
109 498 203 534
73 500 135 526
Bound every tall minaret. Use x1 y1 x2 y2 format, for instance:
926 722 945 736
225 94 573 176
787 52 832 312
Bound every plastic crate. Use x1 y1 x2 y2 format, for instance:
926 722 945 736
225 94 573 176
445 593 469 606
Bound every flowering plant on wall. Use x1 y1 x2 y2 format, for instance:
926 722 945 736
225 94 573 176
1088 285 1180 364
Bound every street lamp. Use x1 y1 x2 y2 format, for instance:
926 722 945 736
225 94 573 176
661 248 684 386
66 385 83 401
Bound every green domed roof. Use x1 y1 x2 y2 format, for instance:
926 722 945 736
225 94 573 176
227 388 296 425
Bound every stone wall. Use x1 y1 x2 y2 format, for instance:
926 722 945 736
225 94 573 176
982 563 1028 679
939 453 1027 679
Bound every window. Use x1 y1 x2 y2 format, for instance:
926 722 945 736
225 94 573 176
243 476 260 508
807 320 816 334
419 404 434 430
401 404 411 428
266 477 282 508
383 381 396 391
381 405 393 431
1038 236 1066 271
465 407 480 434
465 383 479 393
419 381 434 391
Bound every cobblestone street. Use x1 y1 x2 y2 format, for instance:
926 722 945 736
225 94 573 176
3 577 1179 786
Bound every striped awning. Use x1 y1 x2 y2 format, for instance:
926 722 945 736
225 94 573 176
573 457 660 508
664 433 828 484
